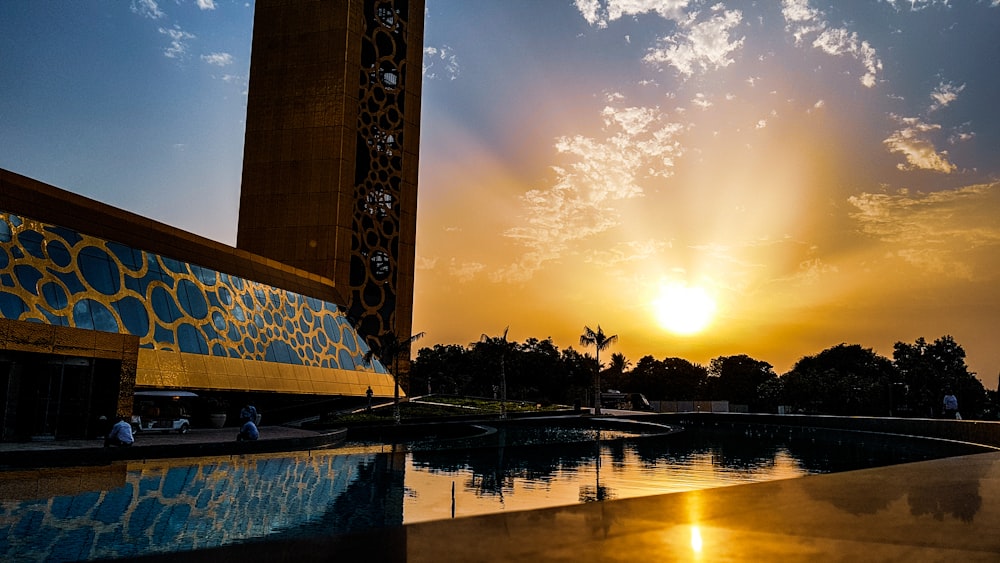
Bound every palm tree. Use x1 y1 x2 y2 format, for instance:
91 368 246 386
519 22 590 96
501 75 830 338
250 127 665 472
364 330 426 423
580 325 618 415
480 326 510 419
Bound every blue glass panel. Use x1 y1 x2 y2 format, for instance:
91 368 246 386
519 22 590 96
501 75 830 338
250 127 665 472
269 291 282 309
10 246 23 259
114 296 150 338
47 269 87 295
323 315 339 343
0 217 11 243
17 229 45 259
150 286 183 323
228 274 244 291
264 341 301 365
177 323 207 354
45 239 72 268
146 256 175 288
190 265 217 286
338 349 355 370
160 257 187 275
315 331 327 348
122 274 143 296
241 292 254 311
206 290 221 310
211 343 226 356
0 273 12 287
153 323 174 345
226 321 240 342
305 348 315 361
232 303 246 323
13 265 43 295
228 348 240 358
217 285 233 307
0 247 8 269
341 322 357 352
7 215 22 227
305 296 322 311
36 305 68 326
284 319 295 335
301 306 314 324
176 279 208 319
247 322 258 339
263 310 273 325
243 337 254 352
42 224 82 246
201 321 219 341
212 311 226 331
253 313 263 328
72 299 119 332
40 282 68 310
78 246 121 295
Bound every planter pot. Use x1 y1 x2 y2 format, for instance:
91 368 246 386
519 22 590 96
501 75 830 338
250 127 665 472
209 413 227 428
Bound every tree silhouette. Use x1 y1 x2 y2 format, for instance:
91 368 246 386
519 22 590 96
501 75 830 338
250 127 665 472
364 330 426 423
478 327 511 418
580 325 618 415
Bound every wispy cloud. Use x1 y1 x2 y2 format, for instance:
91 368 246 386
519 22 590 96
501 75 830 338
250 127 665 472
196 0 216 10
423 45 460 80
159 26 195 59
201 52 233 66
495 104 685 283
929 81 965 112
131 0 164 19
883 114 956 173
848 183 1000 279
644 7 745 78
781 0 882 87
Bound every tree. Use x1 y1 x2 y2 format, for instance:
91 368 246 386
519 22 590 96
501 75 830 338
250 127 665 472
893 335 986 418
364 330 426 423
708 355 777 411
478 327 511 418
781 344 894 415
580 325 618 414
604 352 631 392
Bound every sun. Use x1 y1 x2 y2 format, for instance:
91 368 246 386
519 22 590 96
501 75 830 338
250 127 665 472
653 283 717 335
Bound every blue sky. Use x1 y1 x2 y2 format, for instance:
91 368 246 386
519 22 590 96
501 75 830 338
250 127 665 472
3 0 1000 386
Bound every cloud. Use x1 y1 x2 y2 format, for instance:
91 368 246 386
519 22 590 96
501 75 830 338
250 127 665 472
201 52 233 66
575 0 691 28
883 115 956 173
196 0 216 9
131 0 164 19
423 45 460 80
882 0 952 10
449 260 485 282
781 0 882 87
929 81 965 112
159 26 195 59
495 105 685 283
848 183 1000 279
644 7 745 78
584 239 670 268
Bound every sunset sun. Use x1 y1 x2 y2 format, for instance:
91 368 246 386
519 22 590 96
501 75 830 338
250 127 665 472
653 284 717 336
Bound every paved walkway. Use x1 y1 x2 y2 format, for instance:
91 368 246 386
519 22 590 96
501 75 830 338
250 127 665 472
0 424 340 468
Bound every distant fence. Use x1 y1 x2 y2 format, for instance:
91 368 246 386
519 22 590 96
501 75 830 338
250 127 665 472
649 400 733 413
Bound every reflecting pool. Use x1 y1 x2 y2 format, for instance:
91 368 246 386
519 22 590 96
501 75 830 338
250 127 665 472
0 422 974 561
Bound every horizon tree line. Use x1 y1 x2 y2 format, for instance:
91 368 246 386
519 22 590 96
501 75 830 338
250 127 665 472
406 333 992 420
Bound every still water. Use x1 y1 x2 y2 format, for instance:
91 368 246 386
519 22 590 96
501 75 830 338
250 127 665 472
0 422 966 561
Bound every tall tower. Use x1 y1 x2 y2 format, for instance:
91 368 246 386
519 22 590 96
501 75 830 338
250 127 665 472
237 0 423 369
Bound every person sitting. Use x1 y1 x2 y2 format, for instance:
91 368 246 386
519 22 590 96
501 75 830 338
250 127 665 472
237 417 259 442
105 416 135 447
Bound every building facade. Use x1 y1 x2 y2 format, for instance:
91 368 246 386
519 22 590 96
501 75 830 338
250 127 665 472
0 0 425 441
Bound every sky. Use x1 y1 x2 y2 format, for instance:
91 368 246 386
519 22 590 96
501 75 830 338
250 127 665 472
2 1 1000 387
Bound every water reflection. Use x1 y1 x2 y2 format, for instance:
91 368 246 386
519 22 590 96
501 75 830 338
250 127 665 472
0 425 978 561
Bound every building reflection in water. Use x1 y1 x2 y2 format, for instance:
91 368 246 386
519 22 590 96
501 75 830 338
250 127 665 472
0 425 979 560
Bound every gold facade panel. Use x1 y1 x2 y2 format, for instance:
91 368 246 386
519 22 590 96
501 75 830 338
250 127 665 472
52 328 96 356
